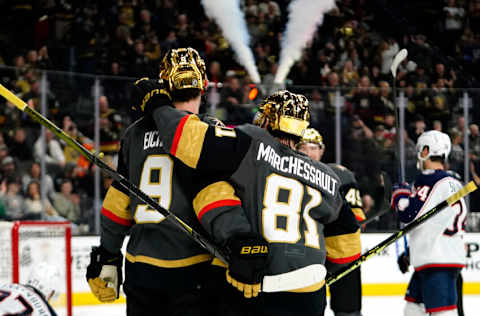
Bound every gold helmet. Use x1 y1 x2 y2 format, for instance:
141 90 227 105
297 128 325 149
253 90 310 137
159 47 208 92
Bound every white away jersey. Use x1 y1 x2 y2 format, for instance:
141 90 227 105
0 283 56 316
397 170 467 270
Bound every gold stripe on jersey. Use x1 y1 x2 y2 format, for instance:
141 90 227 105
325 229 361 259
125 252 213 268
211 257 228 268
175 115 209 168
289 280 325 293
352 207 366 221
103 186 131 220
193 181 241 218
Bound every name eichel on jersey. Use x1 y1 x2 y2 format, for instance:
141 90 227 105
143 131 163 150
257 142 338 196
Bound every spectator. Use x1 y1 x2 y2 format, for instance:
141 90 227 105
0 177 26 220
373 80 394 124
407 114 426 142
350 75 377 127
21 161 55 200
5 128 33 162
24 180 58 219
33 129 66 172
219 77 246 123
98 95 123 159
341 59 359 86
469 124 480 162
53 179 81 223
0 145 9 174
433 120 443 131
378 39 399 75
443 0 465 52
1 156 18 180
427 78 450 128
449 128 464 174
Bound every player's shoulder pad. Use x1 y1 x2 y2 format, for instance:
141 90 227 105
121 116 145 140
198 113 226 127
415 169 450 188
327 163 356 185
236 123 272 140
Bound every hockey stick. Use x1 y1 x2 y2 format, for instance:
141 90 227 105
326 180 477 286
360 171 392 226
0 84 326 292
390 48 408 183
390 48 409 257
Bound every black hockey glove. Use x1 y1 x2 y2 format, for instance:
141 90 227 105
131 78 171 113
397 249 410 274
226 232 269 298
86 245 123 302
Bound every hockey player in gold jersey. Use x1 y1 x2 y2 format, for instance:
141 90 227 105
86 48 241 316
297 128 365 316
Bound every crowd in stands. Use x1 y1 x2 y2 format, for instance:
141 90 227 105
0 0 479 233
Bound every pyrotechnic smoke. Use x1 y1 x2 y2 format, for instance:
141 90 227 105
201 0 261 83
274 0 336 84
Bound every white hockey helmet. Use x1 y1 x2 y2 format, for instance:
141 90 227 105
416 130 451 170
25 262 60 301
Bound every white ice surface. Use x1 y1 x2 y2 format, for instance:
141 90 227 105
71 295 480 316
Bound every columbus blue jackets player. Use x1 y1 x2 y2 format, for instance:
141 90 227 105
86 48 239 316
391 130 467 316
0 264 59 316
132 83 343 315
297 128 364 316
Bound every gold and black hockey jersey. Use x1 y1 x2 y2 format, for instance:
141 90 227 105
151 107 344 292
100 114 227 290
324 164 365 264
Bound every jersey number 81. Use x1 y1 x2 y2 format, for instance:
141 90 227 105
262 174 322 249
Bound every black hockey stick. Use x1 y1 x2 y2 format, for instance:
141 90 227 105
360 171 392 226
326 180 477 286
0 84 329 292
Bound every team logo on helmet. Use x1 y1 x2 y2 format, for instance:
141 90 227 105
159 47 208 92
254 90 310 137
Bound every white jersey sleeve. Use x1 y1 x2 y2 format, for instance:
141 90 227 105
0 283 56 316
409 176 467 270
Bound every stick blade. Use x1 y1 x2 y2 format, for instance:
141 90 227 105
261 264 326 292
390 49 408 78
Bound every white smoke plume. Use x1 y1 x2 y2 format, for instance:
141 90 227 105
274 0 336 84
201 0 261 83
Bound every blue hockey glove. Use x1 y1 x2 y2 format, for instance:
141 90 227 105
391 182 411 210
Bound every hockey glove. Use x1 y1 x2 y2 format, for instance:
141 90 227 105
391 182 411 210
86 246 123 302
226 233 269 298
397 249 410 274
131 78 171 113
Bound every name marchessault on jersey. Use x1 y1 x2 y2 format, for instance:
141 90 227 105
256 142 338 195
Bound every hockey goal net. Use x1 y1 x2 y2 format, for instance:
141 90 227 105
0 221 72 316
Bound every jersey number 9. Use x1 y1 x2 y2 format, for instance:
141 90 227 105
134 155 173 224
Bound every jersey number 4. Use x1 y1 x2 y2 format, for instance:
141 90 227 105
134 155 173 224
262 174 322 248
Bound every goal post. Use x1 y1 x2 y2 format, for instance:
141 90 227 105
0 221 73 316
